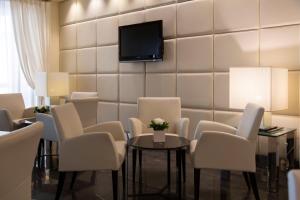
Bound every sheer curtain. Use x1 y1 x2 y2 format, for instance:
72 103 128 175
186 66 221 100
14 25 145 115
0 0 35 107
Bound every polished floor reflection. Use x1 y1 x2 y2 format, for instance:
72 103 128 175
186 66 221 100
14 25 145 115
32 148 289 200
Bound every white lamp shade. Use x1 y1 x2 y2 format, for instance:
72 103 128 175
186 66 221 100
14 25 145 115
229 67 288 111
35 72 69 97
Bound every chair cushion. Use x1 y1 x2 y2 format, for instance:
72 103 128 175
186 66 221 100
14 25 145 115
0 93 25 120
115 141 126 164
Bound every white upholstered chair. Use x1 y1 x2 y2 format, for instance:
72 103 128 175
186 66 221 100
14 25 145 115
128 97 189 182
190 103 264 200
288 170 300 200
52 103 127 200
67 92 99 127
0 93 35 130
0 122 43 200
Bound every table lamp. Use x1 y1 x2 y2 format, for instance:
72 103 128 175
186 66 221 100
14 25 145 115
35 72 69 105
229 67 288 130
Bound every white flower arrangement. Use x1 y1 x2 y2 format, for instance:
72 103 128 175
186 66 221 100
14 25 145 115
149 118 169 131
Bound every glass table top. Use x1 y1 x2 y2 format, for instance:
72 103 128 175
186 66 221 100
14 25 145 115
128 134 190 150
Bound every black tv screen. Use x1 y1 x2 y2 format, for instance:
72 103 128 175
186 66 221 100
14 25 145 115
119 20 163 62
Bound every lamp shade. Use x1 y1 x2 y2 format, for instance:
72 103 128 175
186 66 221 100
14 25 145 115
229 67 288 111
35 72 69 97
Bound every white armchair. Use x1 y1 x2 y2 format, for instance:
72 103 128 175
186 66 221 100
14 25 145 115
0 93 35 130
128 97 189 183
0 122 43 200
52 103 126 200
190 103 264 200
288 170 300 200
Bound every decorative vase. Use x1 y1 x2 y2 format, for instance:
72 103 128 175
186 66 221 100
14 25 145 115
153 130 166 143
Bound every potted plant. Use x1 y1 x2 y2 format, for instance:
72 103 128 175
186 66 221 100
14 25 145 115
34 105 50 114
149 118 169 142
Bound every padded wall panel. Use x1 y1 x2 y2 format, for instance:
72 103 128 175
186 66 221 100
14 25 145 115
97 0 119 18
214 0 259 33
146 39 176 73
146 73 176 97
120 74 145 103
60 25 76 50
98 102 119 123
59 0 77 25
97 74 119 101
214 31 259 72
60 50 77 73
77 48 97 74
77 21 97 48
177 73 213 108
97 46 119 74
261 0 300 27
119 11 145 26
214 111 243 127
119 0 145 13
214 73 229 110
77 0 99 21
177 0 213 37
177 36 213 72
76 75 97 92
145 5 176 38
97 16 119 46
69 75 77 93
182 108 213 140
119 63 145 73
260 25 300 70
145 0 175 8
119 103 138 131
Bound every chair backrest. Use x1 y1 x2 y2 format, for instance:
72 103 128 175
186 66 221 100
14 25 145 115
138 97 181 133
36 113 58 142
236 103 264 141
70 92 98 99
0 93 25 120
52 103 84 143
0 109 14 131
0 122 42 200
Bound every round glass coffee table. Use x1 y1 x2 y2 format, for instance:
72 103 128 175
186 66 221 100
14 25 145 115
127 134 190 199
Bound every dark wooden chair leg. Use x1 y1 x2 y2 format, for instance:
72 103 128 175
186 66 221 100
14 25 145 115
243 172 251 190
249 172 260 200
49 141 53 154
182 150 186 183
112 170 119 200
37 139 42 168
55 172 66 200
138 150 142 174
194 168 200 200
132 149 137 183
167 150 171 187
70 172 77 190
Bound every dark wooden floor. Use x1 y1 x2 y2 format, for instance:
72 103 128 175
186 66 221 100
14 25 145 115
32 149 289 200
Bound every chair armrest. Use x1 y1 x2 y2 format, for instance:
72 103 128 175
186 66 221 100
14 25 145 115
192 131 256 171
176 118 190 139
0 109 14 131
194 120 237 139
23 107 35 118
60 132 122 171
288 170 300 200
84 121 126 141
128 118 143 137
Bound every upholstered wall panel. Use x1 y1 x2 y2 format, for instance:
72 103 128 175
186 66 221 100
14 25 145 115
76 21 96 48
97 74 119 101
260 25 300 70
214 0 259 33
119 0 144 14
177 0 213 37
60 50 77 73
214 73 229 110
69 75 77 93
97 0 119 18
145 0 175 8
97 46 119 73
177 36 213 72
119 103 138 131
98 102 119 123
97 16 119 46
182 108 213 140
177 73 213 108
214 31 259 72
77 0 98 21
59 0 77 25
120 74 145 103
146 39 176 73
118 11 145 26
76 75 97 92
76 48 97 73
60 25 76 50
146 73 176 97
214 111 243 127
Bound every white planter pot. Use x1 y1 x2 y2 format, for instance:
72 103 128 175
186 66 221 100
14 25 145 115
153 130 166 142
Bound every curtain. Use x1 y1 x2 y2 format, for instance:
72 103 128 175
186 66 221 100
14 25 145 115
10 0 48 89
0 0 35 106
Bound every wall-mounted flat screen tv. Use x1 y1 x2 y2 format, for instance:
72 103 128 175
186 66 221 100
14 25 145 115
119 20 163 62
